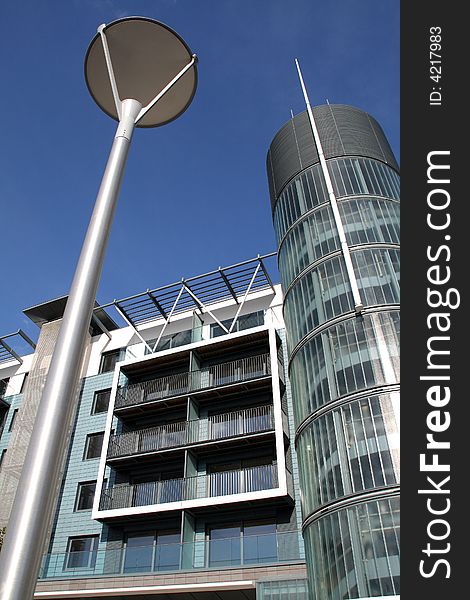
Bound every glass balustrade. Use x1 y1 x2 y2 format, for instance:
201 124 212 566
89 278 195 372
38 530 302 580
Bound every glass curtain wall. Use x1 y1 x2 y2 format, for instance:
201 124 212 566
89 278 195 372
268 105 400 600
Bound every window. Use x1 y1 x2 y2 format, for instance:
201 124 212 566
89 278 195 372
0 378 9 399
99 349 123 374
145 330 192 355
0 449 6 469
92 389 111 414
75 481 96 511
123 530 180 573
208 521 277 567
209 525 241 567
123 532 154 573
210 311 264 338
8 409 19 432
83 432 105 460
0 407 8 433
65 536 98 570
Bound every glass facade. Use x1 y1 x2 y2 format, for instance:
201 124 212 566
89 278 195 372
283 251 400 353
278 197 400 289
304 497 400 600
289 311 400 425
268 106 400 600
297 393 399 515
273 158 399 245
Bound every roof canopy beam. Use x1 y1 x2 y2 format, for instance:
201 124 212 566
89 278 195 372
146 290 168 320
219 267 239 304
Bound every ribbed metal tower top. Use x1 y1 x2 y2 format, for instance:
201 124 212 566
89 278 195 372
266 104 399 212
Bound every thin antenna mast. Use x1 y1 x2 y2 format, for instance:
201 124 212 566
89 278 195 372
294 59 363 313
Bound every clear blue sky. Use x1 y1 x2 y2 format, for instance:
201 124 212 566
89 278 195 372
0 0 399 347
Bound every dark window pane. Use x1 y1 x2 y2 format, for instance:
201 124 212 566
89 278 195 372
210 318 232 338
0 378 9 398
92 389 111 414
155 532 180 571
209 526 241 567
124 533 154 573
210 311 264 338
243 522 277 564
66 536 98 569
75 482 96 511
84 432 104 459
145 330 193 354
8 409 19 432
99 350 122 373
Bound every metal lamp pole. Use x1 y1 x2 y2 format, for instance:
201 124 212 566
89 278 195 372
0 99 141 600
0 18 197 600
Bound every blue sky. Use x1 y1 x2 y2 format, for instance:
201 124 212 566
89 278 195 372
0 0 399 347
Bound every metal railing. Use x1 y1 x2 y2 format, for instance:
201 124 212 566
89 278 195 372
107 405 274 459
115 353 271 409
38 529 302 580
99 463 278 511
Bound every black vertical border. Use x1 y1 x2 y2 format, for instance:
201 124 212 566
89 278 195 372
401 2 465 599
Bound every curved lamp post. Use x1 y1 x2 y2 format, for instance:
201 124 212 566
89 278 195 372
0 17 197 600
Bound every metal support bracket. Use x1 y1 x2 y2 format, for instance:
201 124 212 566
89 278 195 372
114 302 153 355
135 55 197 124
152 285 186 352
98 24 122 119
219 268 239 304
229 263 261 333
91 312 112 340
182 283 230 333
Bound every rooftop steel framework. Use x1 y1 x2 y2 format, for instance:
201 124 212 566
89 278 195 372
97 252 277 328
2 253 278 355
0 331 36 365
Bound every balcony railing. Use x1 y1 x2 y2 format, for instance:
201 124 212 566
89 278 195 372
115 353 271 409
39 530 302 580
107 405 274 459
99 463 278 511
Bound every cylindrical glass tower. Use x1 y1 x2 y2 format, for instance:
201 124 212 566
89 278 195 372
267 105 400 600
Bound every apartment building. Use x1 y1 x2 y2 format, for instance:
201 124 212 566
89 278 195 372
0 255 308 599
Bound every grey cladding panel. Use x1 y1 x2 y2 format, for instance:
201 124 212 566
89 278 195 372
369 115 399 171
267 120 303 200
293 112 319 170
267 104 399 211
313 106 345 158
332 106 388 165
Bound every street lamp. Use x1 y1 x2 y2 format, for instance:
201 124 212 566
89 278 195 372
0 17 197 600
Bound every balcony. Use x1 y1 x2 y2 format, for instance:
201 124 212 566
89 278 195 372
100 464 278 511
108 405 274 460
39 530 302 580
115 353 271 410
